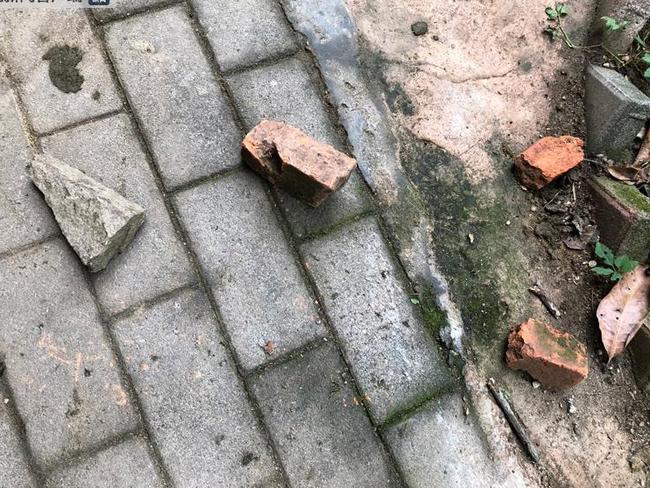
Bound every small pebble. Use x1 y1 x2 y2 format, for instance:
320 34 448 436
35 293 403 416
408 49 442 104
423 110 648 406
568 403 577 414
506 220 511 226
411 21 429 36
588 260 597 268
532 381 541 389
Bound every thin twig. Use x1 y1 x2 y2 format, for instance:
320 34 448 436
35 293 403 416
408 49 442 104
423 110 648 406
529 281 562 319
487 380 541 463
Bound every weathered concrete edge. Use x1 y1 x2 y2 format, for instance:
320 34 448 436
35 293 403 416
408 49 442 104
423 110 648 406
280 1 539 485
280 0 464 353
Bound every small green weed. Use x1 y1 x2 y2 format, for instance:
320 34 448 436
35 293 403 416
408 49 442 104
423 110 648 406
591 242 639 282
544 3 572 46
601 16 629 32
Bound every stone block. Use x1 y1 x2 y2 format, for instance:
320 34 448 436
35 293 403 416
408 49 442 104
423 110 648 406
585 64 650 162
105 6 241 189
0 73 57 254
30 154 145 273
0 10 122 134
112 289 284 487
174 171 325 370
41 114 194 315
0 240 139 466
590 176 650 261
193 0 296 71
250 344 399 487
46 438 163 488
301 217 452 423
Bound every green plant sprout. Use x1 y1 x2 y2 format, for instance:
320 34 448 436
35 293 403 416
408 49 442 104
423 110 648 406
602 16 630 32
592 242 639 282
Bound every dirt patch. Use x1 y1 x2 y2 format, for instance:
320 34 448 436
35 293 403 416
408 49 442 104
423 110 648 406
348 0 650 485
42 44 84 94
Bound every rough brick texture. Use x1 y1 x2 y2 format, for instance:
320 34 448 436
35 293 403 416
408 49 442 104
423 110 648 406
193 0 296 71
242 120 357 207
46 438 163 488
506 318 588 389
514 136 584 190
0 73 57 254
0 10 121 134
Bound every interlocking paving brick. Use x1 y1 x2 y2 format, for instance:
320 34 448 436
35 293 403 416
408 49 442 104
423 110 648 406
250 344 399 487
93 0 172 22
0 240 139 467
0 74 57 254
227 56 340 146
105 6 241 189
174 170 325 370
277 171 371 239
0 396 36 488
46 437 163 488
41 114 194 315
193 0 296 71
0 10 121 134
112 289 284 488
385 394 524 488
301 217 452 423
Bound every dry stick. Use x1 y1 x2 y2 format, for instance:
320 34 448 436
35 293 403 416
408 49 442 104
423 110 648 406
528 281 562 319
635 126 650 167
487 380 541 463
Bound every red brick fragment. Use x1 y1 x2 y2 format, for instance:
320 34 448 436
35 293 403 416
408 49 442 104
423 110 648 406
513 136 584 190
506 318 588 389
242 120 357 207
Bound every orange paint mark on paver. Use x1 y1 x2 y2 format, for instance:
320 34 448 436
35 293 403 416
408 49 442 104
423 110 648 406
111 384 129 407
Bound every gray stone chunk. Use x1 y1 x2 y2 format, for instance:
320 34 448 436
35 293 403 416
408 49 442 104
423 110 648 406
0 10 122 134
585 64 650 162
46 437 163 488
113 289 284 487
385 394 526 488
174 171 325 370
41 114 194 315
0 396 36 488
105 6 242 189
0 241 139 466
193 0 296 71
301 217 452 423
227 56 340 147
30 154 145 272
250 344 400 488
0 73 57 254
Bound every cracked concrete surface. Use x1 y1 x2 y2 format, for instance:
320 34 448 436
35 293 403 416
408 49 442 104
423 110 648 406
346 0 596 183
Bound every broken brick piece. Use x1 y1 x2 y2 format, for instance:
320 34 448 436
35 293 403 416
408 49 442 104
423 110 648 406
513 136 584 190
242 120 357 207
506 318 588 389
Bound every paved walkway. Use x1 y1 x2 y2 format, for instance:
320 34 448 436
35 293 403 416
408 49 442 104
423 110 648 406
0 2 519 487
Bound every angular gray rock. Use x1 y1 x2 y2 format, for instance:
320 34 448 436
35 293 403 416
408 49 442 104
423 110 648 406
30 154 145 272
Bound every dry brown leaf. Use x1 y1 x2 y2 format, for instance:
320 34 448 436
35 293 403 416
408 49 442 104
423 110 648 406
607 165 639 183
596 265 650 361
